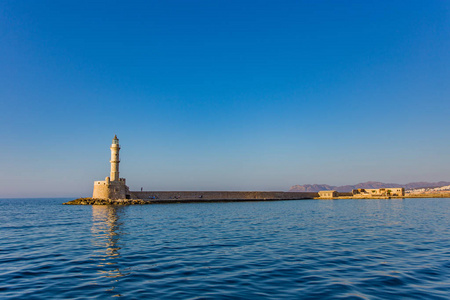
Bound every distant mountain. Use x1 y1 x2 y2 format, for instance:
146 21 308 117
288 184 335 192
288 181 450 193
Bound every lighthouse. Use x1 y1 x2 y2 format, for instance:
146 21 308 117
110 135 120 181
92 135 130 200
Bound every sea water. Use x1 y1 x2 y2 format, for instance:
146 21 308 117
0 198 449 299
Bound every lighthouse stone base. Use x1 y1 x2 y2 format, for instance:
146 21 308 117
92 177 130 200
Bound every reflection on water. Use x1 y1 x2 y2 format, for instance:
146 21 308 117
1 198 449 299
91 205 127 296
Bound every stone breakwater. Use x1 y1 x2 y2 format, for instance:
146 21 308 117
63 192 318 205
128 191 318 201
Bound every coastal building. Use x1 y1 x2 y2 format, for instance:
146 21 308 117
318 190 338 198
92 135 131 200
352 188 405 197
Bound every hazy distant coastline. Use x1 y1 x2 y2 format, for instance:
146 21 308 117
289 181 450 193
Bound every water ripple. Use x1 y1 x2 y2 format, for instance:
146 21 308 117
0 198 449 299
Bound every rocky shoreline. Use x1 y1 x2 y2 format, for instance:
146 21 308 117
63 198 150 205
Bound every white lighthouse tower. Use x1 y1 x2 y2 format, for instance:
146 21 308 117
92 135 130 200
110 135 120 181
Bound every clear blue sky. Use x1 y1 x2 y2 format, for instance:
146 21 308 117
1 1 449 197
